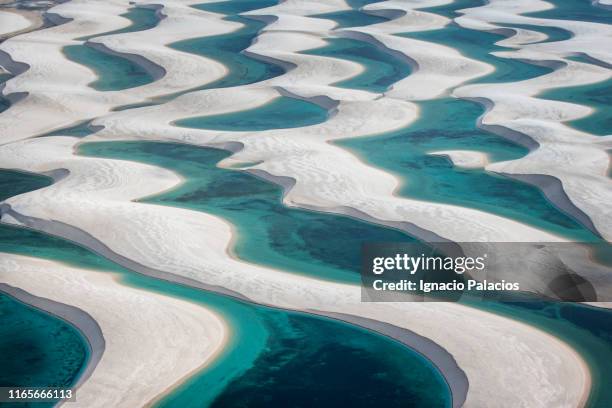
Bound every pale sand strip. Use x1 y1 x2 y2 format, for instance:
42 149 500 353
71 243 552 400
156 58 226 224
0 134 591 407
0 10 34 38
0 253 228 408
429 150 490 169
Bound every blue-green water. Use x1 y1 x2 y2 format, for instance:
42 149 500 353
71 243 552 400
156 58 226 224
63 44 154 91
77 6 160 41
175 96 329 131
171 14 283 90
79 141 419 283
303 37 411 93
346 0 386 8
194 0 277 14
0 169 451 408
75 139 612 407
539 73 612 136
312 9 387 28
0 293 89 408
39 120 99 138
0 73 12 114
325 0 598 241
500 22 573 44
0 169 87 408
399 25 553 84
338 98 600 242
526 0 612 25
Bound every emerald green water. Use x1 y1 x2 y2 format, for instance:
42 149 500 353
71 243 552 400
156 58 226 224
79 141 419 283
175 96 329 131
0 169 451 408
63 44 154 91
312 9 387 28
77 6 160 41
303 37 411 93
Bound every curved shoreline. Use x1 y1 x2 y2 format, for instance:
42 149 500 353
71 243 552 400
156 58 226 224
0 282 104 392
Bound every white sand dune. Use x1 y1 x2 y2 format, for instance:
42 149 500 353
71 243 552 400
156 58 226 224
0 253 227 408
0 10 34 38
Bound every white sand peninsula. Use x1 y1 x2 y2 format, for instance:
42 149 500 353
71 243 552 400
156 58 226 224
0 253 227 408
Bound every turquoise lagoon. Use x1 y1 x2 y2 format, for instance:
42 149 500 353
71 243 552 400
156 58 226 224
62 5 158 92
63 44 154 91
170 14 284 90
0 170 451 408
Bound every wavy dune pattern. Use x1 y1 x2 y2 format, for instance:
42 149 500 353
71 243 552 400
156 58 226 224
0 0 611 407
